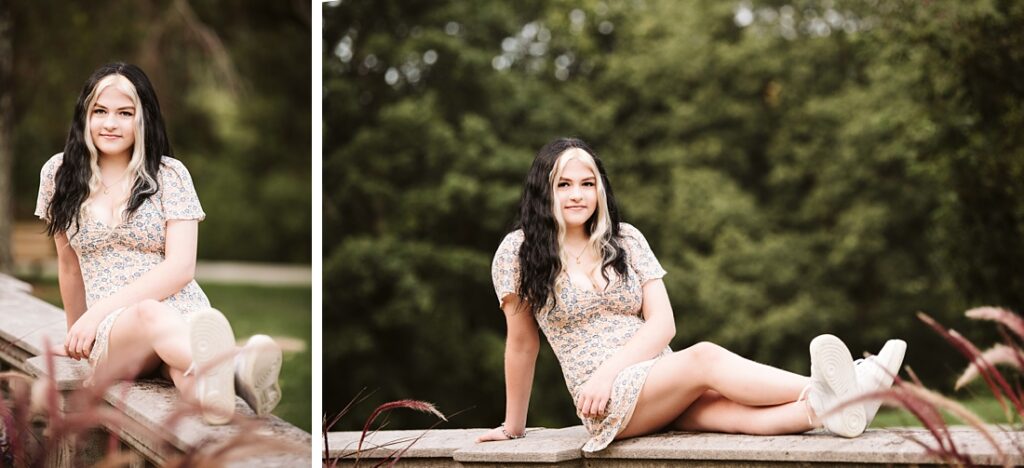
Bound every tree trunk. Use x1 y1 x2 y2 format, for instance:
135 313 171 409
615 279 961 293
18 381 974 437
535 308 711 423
0 3 14 273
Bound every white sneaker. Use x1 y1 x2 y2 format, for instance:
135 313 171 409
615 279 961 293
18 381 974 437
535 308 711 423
808 334 867 437
855 339 907 425
235 335 283 417
188 308 237 425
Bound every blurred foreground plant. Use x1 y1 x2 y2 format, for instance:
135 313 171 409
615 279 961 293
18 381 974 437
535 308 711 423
322 390 448 468
0 342 304 467
848 307 1024 467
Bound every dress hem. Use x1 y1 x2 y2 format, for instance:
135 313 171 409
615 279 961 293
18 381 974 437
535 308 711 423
582 352 670 453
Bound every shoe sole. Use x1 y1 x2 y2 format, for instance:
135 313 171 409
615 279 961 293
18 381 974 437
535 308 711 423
190 308 236 425
810 334 867 437
237 335 283 416
864 339 907 422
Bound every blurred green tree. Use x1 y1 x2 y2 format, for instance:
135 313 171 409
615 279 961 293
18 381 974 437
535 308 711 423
325 0 1024 431
9 0 311 263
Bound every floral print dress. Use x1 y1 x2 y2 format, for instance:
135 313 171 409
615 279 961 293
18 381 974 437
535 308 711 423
35 153 211 368
491 223 671 452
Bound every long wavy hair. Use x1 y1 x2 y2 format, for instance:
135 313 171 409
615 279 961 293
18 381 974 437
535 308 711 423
46 62 170 236
514 138 628 315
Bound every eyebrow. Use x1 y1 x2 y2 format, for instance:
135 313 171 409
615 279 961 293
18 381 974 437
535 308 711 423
93 103 136 111
559 176 597 181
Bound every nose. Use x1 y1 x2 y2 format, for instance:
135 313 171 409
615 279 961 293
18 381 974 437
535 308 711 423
570 185 582 200
102 113 118 129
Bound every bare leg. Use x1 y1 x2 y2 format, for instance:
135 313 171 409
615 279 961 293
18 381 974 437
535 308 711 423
160 364 195 398
97 299 195 395
672 390 815 434
618 341 813 439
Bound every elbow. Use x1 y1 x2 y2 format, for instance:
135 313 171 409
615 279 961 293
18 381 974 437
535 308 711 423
507 332 541 356
658 318 676 346
172 258 197 289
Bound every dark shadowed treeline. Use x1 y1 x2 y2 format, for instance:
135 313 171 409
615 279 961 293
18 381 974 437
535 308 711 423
324 0 1024 430
5 0 311 263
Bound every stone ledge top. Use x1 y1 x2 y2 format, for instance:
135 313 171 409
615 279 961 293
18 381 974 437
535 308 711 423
0 288 67 357
326 426 1024 466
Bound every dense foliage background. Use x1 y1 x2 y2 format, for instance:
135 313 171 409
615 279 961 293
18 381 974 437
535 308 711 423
325 0 1024 430
6 0 311 263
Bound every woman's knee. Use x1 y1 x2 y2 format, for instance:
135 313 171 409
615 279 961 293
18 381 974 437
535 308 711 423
672 341 725 375
688 341 726 362
134 299 166 325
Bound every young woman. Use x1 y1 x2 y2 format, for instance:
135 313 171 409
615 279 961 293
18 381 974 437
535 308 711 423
35 62 283 425
477 137 906 451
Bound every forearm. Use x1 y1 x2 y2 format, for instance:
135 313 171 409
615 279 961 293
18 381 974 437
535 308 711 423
597 279 676 378
88 258 194 319
503 341 539 432
598 320 673 377
57 261 87 329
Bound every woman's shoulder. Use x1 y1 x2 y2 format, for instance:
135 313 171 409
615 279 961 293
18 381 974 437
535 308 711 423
496 229 525 254
158 156 196 182
159 155 189 172
617 222 644 239
502 229 525 243
616 222 656 254
41 153 65 174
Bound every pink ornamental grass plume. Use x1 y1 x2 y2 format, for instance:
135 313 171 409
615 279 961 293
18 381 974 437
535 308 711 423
965 307 1024 341
323 392 448 468
917 312 1024 417
955 343 1024 390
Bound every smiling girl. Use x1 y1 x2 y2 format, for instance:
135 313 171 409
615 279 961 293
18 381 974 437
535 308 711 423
477 137 906 451
35 62 282 425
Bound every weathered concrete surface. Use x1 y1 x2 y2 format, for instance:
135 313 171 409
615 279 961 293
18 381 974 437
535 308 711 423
455 427 590 463
325 426 1024 467
586 427 1023 466
327 428 489 462
0 273 32 293
24 354 89 390
0 282 66 364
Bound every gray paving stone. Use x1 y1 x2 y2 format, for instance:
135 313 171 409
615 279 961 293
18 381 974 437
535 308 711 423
326 428 489 460
0 286 67 357
454 426 589 463
325 426 1024 467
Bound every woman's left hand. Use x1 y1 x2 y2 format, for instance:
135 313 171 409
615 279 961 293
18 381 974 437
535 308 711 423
577 369 616 418
65 310 102 361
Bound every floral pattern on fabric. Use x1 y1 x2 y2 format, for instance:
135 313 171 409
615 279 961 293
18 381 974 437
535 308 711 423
491 223 671 452
36 154 211 367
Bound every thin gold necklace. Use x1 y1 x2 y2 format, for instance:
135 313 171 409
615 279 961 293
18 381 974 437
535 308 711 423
567 244 587 265
100 169 129 195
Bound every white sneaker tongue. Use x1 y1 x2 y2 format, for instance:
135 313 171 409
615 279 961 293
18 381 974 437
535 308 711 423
807 381 828 418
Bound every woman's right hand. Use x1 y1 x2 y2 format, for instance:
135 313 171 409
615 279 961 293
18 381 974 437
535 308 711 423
65 310 102 360
49 343 69 357
476 425 519 443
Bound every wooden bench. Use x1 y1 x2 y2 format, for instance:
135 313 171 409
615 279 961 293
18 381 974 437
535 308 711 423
325 421 1024 466
12 221 55 277
0 274 311 467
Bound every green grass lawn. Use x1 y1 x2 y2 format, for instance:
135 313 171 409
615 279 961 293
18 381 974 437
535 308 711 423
25 279 311 432
872 392 1020 428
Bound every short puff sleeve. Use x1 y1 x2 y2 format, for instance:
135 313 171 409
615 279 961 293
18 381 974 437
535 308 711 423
619 223 666 285
34 153 64 221
159 157 206 221
491 230 525 307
